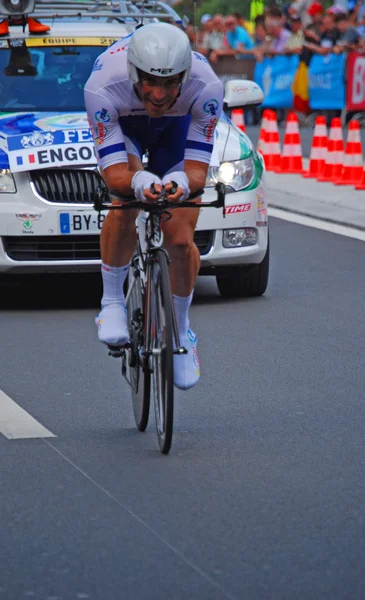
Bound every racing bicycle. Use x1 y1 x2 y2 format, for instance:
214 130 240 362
93 178 226 454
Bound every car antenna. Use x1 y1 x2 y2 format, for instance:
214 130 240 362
193 0 197 50
135 0 146 29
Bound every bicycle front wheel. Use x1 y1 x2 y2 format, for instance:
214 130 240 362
127 260 151 432
148 249 174 454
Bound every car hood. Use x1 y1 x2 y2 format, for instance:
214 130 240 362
0 110 253 171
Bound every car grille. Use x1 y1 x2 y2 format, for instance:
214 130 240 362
3 231 214 261
30 169 99 204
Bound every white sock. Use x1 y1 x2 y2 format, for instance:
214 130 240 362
101 262 129 308
173 291 193 338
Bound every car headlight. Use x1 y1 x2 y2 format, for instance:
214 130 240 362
206 158 254 192
0 170 16 193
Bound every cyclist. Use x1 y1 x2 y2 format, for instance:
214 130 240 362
84 23 223 391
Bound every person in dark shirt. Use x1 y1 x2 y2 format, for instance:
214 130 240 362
302 12 340 53
333 13 360 51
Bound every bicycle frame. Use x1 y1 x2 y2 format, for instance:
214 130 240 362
125 207 186 370
93 179 226 372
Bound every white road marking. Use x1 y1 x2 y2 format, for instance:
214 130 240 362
269 207 365 242
0 389 56 440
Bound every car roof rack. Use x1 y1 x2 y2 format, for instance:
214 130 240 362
12 0 183 25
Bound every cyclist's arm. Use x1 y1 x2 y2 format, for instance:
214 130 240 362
184 159 209 193
84 89 149 197
183 79 223 192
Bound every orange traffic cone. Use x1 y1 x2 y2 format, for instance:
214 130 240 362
303 116 327 179
317 118 344 182
28 18 51 34
257 109 271 155
231 108 246 133
335 120 364 186
262 110 281 171
0 19 9 36
279 112 304 174
355 162 365 190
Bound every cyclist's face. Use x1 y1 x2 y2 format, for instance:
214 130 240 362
138 73 181 117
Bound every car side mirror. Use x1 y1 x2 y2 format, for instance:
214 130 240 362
224 80 264 109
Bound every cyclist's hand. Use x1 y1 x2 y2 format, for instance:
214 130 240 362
131 170 162 203
162 171 190 202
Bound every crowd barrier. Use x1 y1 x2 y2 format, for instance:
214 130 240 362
210 52 365 113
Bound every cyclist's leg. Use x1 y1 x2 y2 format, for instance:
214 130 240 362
96 150 141 346
147 119 201 389
162 204 201 390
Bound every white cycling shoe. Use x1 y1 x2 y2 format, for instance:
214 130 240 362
95 304 129 347
174 329 200 391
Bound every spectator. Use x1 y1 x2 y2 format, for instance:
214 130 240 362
352 0 365 37
233 11 255 35
197 13 227 63
210 14 227 51
285 15 305 51
185 23 196 47
303 12 340 52
288 0 313 27
196 15 214 56
254 14 268 45
307 2 324 35
333 12 360 50
215 15 255 58
264 9 293 53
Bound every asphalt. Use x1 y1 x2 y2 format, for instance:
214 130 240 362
1 122 365 598
1 212 365 598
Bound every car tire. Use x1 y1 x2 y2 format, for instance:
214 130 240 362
216 235 270 298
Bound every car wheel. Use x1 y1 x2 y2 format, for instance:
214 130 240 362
216 236 270 298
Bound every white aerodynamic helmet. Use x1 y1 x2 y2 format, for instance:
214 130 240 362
127 23 192 85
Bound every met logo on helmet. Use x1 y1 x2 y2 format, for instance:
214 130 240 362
150 68 174 74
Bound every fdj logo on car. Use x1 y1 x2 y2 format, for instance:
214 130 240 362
203 99 219 116
95 109 111 123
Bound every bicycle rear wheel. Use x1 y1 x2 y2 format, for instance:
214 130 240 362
148 249 174 454
126 260 151 432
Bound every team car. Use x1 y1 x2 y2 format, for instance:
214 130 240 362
0 0 269 298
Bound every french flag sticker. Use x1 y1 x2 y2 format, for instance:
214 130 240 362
16 154 35 166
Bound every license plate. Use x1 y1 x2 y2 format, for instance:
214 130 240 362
59 211 107 235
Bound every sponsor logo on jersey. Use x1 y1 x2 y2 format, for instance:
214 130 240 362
95 122 106 145
204 118 217 142
203 99 219 116
95 109 111 123
187 329 197 344
110 46 126 55
92 58 104 72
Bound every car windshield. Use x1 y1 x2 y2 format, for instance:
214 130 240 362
0 42 105 111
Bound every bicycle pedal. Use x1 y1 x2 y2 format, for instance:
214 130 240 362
107 343 130 358
173 346 188 355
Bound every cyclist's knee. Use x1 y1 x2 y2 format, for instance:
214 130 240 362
165 235 195 254
108 207 137 230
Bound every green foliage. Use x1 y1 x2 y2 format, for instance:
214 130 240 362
175 0 252 23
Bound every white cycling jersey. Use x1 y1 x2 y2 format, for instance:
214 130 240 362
84 36 223 172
